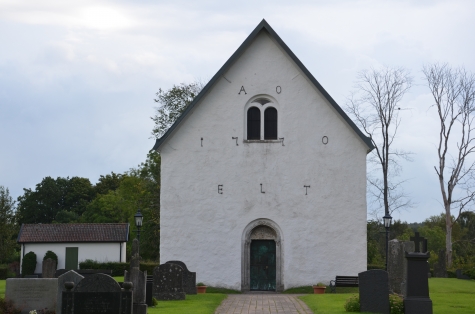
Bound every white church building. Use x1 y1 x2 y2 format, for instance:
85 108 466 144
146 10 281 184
152 20 373 292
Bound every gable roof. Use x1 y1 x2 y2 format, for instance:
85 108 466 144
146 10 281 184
17 223 129 243
152 19 374 152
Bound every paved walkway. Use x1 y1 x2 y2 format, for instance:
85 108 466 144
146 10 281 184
214 293 313 314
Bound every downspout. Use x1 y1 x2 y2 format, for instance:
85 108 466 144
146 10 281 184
120 242 122 262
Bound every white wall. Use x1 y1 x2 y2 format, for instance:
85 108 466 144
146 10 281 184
20 242 126 274
159 31 368 290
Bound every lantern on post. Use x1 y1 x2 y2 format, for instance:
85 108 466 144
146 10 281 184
134 208 144 241
383 213 392 271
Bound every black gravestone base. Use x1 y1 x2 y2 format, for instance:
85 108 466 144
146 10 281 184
75 292 120 314
404 298 433 314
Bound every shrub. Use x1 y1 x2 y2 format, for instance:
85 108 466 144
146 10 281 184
78 260 159 277
152 297 158 306
43 251 58 269
0 266 8 280
389 294 404 314
0 297 22 314
367 264 385 270
22 252 37 276
344 294 360 312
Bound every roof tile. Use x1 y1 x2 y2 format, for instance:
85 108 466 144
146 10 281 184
17 223 129 243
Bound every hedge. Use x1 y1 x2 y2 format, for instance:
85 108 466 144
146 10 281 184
79 260 159 277
21 251 37 276
0 267 8 280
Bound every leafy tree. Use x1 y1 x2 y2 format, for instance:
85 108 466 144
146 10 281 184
151 82 204 139
0 186 18 264
94 172 124 195
129 151 161 261
17 176 95 224
346 67 413 219
423 63 475 268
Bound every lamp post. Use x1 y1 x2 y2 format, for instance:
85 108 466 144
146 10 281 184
134 208 144 241
383 213 392 271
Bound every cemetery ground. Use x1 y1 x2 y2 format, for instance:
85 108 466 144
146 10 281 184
1 278 474 313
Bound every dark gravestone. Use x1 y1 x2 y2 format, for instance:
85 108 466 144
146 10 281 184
165 260 197 294
57 270 84 314
455 269 471 280
404 232 433 314
434 249 447 278
146 276 153 306
125 239 147 314
42 258 57 278
62 273 133 314
358 270 389 314
153 264 185 300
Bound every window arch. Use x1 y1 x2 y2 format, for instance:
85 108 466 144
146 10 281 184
264 107 277 140
247 107 261 140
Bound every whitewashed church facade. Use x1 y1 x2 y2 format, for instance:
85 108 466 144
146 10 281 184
153 20 373 291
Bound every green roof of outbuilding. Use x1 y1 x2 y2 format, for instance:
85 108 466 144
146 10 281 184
152 19 374 152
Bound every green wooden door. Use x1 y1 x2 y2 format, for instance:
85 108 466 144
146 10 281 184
65 247 78 270
250 240 276 291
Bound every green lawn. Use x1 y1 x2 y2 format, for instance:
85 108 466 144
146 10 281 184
148 294 227 314
1 278 473 313
299 278 475 314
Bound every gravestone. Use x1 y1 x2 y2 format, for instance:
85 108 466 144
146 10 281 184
56 270 84 314
124 238 147 314
62 273 133 314
166 260 197 294
153 263 185 300
5 278 58 314
455 269 471 280
42 258 57 278
388 239 414 296
404 232 433 314
358 270 389 314
146 276 153 306
55 269 113 277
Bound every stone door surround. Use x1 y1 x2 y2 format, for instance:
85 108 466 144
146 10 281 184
241 218 283 292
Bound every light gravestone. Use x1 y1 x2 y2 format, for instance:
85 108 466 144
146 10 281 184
404 232 433 314
165 260 197 294
56 270 84 314
124 239 147 314
42 258 57 278
62 273 133 314
387 239 414 296
5 278 58 314
358 270 389 314
153 264 185 300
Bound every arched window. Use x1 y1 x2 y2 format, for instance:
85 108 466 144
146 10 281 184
264 107 277 140
247 107 261 140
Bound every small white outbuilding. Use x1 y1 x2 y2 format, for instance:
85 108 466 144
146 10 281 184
17 223 129 274
153 19 373 291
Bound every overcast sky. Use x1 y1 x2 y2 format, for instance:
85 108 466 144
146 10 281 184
1 0 474 223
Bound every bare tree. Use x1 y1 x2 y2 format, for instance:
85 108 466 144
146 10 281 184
347 67 413 219
423 63 475 268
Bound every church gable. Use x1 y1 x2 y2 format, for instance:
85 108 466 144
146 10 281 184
153 19 373 153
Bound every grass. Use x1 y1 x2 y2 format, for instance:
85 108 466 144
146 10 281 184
1 277 474 313
0 280 5 298
148 294 227 314
299 278 475 314
284 286 359 294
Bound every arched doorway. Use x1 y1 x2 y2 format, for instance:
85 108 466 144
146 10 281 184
241 219 283 292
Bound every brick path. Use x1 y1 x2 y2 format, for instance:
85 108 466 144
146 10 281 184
214 293 313 314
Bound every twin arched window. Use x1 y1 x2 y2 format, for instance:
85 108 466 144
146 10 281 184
247 107 278 140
